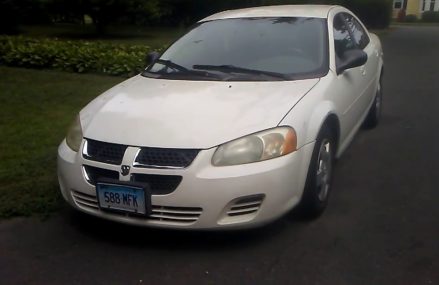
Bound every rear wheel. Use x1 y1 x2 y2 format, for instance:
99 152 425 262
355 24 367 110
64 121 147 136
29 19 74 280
298 125 335 218
363 76 383 129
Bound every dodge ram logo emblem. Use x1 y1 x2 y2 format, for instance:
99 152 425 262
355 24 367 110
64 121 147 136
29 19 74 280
121 165 130 176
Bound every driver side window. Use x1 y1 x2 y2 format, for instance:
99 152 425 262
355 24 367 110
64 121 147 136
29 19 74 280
333 14 356 59
343 13 370 49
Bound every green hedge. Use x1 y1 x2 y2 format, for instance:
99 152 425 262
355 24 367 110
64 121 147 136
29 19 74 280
404 14 418 23
422 11 439 22
0 36 163 76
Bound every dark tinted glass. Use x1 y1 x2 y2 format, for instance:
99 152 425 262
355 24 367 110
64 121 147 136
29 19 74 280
146 17 328 81
333 14 356 58
343 13 370 49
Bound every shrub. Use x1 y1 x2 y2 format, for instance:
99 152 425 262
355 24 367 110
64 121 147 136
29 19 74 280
404 14 418 22
422 11 439 22
0 36 165 76
344 0 393 29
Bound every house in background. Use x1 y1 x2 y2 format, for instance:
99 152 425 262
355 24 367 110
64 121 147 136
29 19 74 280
393 0 439 18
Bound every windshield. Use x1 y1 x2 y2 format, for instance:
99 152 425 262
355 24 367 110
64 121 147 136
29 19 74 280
143 17 329 81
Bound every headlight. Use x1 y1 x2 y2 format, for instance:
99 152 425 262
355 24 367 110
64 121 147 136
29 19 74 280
212 127 297 166
66 115 83 152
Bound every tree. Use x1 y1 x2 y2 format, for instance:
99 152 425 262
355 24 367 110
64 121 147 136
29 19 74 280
0 0 52 34
48 0 165 34
0 0 19 34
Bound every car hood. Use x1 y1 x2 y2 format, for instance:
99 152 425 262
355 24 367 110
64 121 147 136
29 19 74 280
81 75 319 149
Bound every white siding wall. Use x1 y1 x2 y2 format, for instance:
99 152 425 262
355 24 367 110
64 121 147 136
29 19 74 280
421 0 439 12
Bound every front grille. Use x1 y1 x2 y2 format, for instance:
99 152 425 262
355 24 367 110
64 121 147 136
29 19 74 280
134 148 199 168
71 191 202 225
226 195 264 217
83 165 119 185
83 166 181 195
131 174 182 195
83 139 127 165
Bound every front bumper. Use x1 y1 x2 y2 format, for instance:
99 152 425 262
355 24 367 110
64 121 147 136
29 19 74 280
57 139 314 229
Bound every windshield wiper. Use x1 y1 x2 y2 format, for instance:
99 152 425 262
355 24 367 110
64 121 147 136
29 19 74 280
143 59 224 80
155 59 190 72
192 64 289 80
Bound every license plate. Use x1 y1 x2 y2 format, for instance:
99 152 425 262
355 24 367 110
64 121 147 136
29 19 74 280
96 182 148 215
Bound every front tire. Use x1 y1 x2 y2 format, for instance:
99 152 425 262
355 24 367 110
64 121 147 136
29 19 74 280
298 125 335 218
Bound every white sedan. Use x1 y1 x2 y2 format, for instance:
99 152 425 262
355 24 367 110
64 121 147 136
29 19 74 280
58 5 383 229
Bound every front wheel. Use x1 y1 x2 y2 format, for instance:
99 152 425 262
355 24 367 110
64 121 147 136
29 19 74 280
297 125 335 218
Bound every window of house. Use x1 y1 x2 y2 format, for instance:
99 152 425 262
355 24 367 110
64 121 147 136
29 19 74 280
422 0 427 11
394 0 403 9
431 0 436 10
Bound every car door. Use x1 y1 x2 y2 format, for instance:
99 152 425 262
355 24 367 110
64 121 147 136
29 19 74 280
332 12 368 139
342 12 378 116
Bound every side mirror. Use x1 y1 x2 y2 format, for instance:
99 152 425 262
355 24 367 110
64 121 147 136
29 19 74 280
336 49 368 74
146 51 160 66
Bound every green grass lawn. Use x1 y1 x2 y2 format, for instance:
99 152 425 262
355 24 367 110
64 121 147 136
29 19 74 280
0 66 124 218
0 25 183 219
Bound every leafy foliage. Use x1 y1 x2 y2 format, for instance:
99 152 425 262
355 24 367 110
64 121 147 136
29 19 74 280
0 36 164 76
158 0 392 29
47 0 165 33
404 14 418 23
422 11 439 22
1 0 392 30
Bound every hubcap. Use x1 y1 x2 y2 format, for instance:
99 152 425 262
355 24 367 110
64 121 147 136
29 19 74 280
316 139 332 202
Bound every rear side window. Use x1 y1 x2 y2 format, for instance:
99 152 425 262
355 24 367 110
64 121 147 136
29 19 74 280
343 13 370 49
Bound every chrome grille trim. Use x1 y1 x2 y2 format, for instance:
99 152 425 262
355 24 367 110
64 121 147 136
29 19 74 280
149 214 198 221
82 139 127 165
133 147 200 169
151 206 202 215
227 206 261 216
82 138 200 169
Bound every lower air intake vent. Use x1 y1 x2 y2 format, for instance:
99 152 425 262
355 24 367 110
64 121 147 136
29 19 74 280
227 194 265 217
72 190 99 210
149 206 202 224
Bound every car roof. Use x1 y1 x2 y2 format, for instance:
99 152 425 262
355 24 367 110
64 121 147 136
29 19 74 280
200 5 337 22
